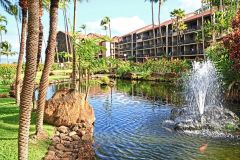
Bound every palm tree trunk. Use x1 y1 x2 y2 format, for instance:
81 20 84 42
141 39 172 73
0 32 2 63
237 0 239 12
36 0 59 134
158 1 163 56
201 2 205 58
63 9 69 56
71 0 77 89
18 0 39 159
151 1 157 58
109 23 112 57
15 16 21 43
36 19 43 70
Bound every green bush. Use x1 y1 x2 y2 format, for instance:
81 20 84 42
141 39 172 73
100 76 110 85
0 64 16 85
206 42 240 86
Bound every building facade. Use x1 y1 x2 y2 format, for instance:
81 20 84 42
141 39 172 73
116 10 213 62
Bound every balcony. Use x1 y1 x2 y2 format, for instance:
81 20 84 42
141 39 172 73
137 46 143 49
185 26 201 33
173 41 184 46
142 36 149 40
184 39 196 44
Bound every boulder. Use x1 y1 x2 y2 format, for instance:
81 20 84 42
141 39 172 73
122 72 137 79
44 89 95 127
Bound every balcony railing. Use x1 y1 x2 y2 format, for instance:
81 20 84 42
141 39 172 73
185 26 201 33
184 39 196 44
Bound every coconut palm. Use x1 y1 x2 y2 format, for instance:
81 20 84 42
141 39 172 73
36 0 59 136
8 4 21 43
0 41 16 63
72 0 88 89
0 0 11 12
0 15 7 63
80 24 87 34
170 8 186 56
102 25 108 36
18 0 39 159
100 16 111 38
15 0 28 105
157 0 166 56
145 0 157 58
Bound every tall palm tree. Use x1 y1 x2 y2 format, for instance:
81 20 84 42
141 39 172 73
18 0 39 159
72 0 88 89
157 0 166 56
0 15 7 63
102 25 108 36
145 0 157 58
36 0 59 136
15 0 28 105
100 16 112 57
80 24 87 34
170 8 186 56
0 0 11 12
8 4 21 43
100 16 111 38
0 41 16 63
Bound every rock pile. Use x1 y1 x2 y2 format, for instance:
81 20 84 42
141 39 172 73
44 121 95 160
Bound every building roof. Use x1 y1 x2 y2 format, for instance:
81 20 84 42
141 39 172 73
119 9 212 37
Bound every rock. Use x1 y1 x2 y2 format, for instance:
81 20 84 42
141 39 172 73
170 105 240 132
71 135 80 141
57 126 69 134
122 72 137 79
69 131 77 137
44 89 95 127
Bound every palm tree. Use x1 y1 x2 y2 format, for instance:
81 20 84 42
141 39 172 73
72 0 88 89
18 0 39 159
100 16 112 57
170 8 186 56
36 0 59 136
157 0 166 56
0 41 16 63
145 0 157 58
102 25 108 36
0 0 11 12
100 16 111 38
8 4 21 43
0 15 7 63
80 24 87 34
15 0 28 105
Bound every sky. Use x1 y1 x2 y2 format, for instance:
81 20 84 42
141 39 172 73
0 0 202 63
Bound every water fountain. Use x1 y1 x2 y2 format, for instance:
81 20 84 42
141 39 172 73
170 60 239 135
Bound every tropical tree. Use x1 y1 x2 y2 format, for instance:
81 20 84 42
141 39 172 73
18 0 39 159
0 41 16 63
80 24 87 34
0 0 11 12
145 0 157 57
0 15 7 63
102 25 108 36
36 0 60 136
15 0 28 105
100 16 111 38
157 0 166 55
170 8 186 56
72 0 89 89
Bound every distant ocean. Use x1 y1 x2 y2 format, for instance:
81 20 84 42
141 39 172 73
0 57 18 64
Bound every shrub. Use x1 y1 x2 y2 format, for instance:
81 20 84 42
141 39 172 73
0 64 16 85
206 42 240 86
100 76 110 85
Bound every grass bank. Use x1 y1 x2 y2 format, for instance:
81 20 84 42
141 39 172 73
0 85 55 160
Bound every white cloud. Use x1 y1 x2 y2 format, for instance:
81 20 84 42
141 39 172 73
179 0 202 11
85 16 146 36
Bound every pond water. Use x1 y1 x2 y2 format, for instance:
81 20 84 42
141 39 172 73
42 80 240 160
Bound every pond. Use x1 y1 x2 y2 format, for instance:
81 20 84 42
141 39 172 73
41 80 240 160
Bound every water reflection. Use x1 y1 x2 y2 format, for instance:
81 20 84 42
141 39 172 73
42 80 240 160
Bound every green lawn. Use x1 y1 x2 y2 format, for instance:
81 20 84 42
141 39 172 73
0 85 55 160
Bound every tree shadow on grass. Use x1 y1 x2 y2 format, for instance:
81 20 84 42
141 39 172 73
0 107 19 116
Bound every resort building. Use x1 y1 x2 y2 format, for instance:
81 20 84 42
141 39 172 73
56 31 116 62
116 9 214 62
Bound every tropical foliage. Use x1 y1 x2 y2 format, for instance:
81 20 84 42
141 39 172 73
0 64 16 85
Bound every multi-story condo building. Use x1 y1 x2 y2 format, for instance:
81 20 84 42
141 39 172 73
116 10 213 62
